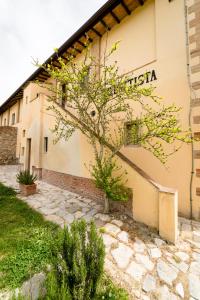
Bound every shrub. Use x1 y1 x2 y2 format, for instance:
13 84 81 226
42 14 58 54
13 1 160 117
43 272 129 300
16 170 37 185
96 275 129 300
91 157 130 202
45 219 105 300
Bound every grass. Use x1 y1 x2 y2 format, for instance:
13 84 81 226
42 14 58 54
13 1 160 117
0 182 60 289
0 182 129 299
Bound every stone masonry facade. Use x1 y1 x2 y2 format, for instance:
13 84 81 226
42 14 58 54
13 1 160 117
187 0 200 215
0 126 17 165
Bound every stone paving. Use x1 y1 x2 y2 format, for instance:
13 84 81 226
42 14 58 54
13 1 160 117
1 165 200 299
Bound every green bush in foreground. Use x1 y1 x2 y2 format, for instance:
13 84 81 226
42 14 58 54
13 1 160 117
42 219 128 300
43 271 128 300
46 219 105 300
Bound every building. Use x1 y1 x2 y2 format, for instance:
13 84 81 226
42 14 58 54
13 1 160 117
0 0 199 232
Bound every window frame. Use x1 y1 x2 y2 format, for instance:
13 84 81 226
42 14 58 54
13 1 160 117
11 113 15 125
61 83 67 108
44 137 48 153
21 147 25 156
124 120 141 147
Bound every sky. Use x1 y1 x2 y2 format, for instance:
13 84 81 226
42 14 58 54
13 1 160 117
0 0 106 105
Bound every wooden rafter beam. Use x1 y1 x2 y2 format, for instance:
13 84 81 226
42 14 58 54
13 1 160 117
100 19 111 30
91 27 102 37
121 0 131 15
84 34 93 43
77 40 86 48
36 78 46 82
69 52 76 58
60 55 69 62
14 96 22 101
37 75 49 80
71 45 82 53
52 61 61 68
110 11 120 24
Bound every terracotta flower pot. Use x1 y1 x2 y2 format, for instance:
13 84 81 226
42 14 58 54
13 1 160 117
19 183 37 196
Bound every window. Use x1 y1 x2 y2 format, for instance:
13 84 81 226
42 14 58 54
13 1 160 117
4 118 7 126
22 130 26 137
25 96 28 104
11 113 15 125
125 120 141 146
61 84 67 108
21 147 25 156
44 137 48 153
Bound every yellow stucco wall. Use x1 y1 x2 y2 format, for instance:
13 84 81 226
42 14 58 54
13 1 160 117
0 0 196 222
80 0 192 218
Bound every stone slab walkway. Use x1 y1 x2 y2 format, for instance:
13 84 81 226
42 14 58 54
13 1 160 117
1 165 200 299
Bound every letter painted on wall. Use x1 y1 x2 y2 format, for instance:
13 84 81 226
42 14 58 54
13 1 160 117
127 70 157 86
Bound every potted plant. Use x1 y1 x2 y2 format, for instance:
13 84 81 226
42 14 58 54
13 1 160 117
16 170 37 196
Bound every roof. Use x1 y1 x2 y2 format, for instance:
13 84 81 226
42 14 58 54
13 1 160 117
0 0 145 114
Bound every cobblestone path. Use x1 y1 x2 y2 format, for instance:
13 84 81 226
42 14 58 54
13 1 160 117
1 165 200 299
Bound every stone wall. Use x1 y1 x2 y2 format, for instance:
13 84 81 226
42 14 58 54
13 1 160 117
187 0 200 218
0 126 18 165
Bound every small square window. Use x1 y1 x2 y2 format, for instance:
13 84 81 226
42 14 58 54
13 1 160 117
21 147 25 156
11 113 15 125
125 120 141 146
44 137 48 153
61 84 67 108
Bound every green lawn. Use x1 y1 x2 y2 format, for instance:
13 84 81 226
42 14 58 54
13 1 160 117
0 182 128 299
0 182 60 289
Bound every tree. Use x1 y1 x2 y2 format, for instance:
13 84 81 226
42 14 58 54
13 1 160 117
35 42 191 213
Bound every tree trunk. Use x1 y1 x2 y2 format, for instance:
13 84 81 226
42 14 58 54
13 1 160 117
104 194 110 214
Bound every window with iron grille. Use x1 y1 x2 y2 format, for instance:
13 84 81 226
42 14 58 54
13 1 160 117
125 120 141 146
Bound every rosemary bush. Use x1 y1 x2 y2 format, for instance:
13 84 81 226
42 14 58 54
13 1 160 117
45 219 105 300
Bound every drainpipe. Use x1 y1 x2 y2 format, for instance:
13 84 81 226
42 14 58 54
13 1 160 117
184 1 195 220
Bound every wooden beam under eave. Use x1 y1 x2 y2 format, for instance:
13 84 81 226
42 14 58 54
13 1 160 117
14 96 22 102
100 19 111 31
37 75 49 80
77 40 86 48
37 78 47 83
121 0 131 15
71 45 82 54
52 61 61 68
66 51 76 58
84 33 93 43
60 55 69 62
138 0 144 5
91 27 102 37
110 11 120 24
